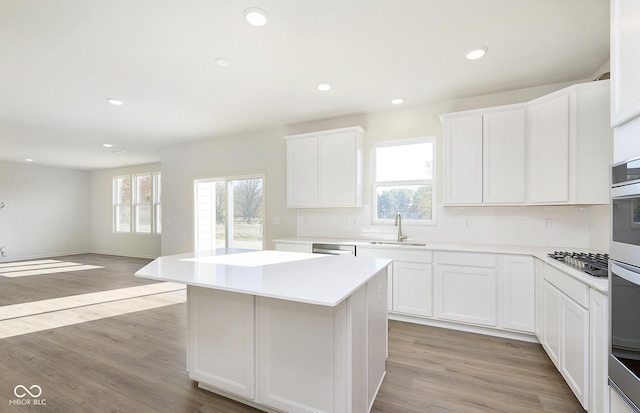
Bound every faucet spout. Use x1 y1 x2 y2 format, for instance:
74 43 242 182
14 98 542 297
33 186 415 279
395 212 408 242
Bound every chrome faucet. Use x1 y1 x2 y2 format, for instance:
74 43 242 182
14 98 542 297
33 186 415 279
395 212 407 242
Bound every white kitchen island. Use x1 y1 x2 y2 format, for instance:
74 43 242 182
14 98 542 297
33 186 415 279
135 249 391 413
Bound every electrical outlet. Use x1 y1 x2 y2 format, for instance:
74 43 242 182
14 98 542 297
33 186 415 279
464 219 471 228
544 219 552 229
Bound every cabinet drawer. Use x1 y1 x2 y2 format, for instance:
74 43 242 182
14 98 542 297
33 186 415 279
357 247 432 263
543 264 589 309
437 251 496 267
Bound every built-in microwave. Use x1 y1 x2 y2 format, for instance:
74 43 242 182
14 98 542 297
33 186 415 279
610 158 640 412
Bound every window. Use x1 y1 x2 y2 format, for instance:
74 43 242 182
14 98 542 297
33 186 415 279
195 175 264 251
372 138 435 223
113 172 161 234
114 175 132 232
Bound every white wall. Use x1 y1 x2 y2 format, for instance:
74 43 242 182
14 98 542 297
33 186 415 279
161 128 296 255
0 161 91 262
90 163 161 258
159 78 610 254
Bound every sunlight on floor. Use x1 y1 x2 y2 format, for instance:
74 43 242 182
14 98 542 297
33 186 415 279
0 282 186 339
0 259 105 278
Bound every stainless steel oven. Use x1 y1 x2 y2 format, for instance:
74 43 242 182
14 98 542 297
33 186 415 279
610 157 640 412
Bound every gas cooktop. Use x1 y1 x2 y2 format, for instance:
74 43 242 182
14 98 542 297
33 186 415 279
547 251 609 278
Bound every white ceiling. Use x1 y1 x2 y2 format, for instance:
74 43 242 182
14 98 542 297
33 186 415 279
0 0 610 170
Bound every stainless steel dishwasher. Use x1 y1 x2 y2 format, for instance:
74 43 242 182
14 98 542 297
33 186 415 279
311 243 356 256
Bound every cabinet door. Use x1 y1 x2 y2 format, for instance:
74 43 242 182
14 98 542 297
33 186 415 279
542 281 562 367
443 115 483 204
286 136 318 207
560 294 589 409
435 264 497 326
483 109 526 204
188 287 255 399
392 261 433 317
318 129 362 207
611 0 640 126
527 93 570 203
500 255 534 333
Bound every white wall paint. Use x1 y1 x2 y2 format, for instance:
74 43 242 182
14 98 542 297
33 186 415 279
90 163 161 258
0 161 91 261
161 128 296 255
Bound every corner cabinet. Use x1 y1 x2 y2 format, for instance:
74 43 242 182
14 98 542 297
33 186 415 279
537 261 610 412
527 81 612 205
285 126 364 208
441 106 526 205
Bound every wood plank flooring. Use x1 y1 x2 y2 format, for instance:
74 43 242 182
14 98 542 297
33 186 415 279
0 254 585 412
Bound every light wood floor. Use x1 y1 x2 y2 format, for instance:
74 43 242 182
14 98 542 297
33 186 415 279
0 254 585 412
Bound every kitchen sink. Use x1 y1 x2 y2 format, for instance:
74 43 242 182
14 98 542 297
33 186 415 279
368 241 427 247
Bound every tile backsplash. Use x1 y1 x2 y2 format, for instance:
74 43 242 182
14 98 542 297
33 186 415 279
297 204 610 252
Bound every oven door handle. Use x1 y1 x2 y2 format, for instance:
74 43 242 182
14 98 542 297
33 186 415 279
612 262 640 285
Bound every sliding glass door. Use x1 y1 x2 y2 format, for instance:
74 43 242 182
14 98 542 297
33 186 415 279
194 176 264 251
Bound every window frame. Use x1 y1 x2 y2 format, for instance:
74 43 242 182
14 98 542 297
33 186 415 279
112 171 162 235
194 174 265 251
113 175 132 233
371 137 436 225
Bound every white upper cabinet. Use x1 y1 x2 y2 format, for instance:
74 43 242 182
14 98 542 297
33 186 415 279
286 135 318 207
611 0 640 127
527 81 612 205
442 114 483 204
285 126 364 208
527 92 571 203
442 80 612 206
442 106 526 205
483 109 527 203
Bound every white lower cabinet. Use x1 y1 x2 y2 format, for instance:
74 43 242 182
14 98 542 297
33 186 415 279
560 289 589 407
435 263 497 327
188 268 388 413
543 280 589 409
356 246 433 317
188 287 256 399
500 255 535 333
392 261 433 317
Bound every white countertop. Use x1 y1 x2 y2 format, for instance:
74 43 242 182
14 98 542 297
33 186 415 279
273 237 609 292
135 249 392 307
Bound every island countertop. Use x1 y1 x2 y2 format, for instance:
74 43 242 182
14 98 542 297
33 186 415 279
135 249 392 307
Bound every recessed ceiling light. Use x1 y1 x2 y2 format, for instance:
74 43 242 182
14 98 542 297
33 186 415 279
103 143 113 148
391 98 404 105
106 98 124 106
244 8 268 26
25 158 34 162
113 150 125 154
465 47 487 60
215 58 230 67
317 82 331 91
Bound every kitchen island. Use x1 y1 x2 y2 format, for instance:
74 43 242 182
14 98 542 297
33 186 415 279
135 249 391 413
